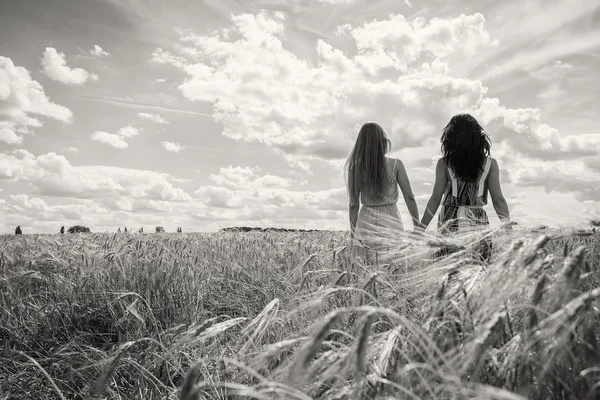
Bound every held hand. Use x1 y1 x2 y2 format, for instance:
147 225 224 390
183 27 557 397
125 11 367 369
500 220 515 233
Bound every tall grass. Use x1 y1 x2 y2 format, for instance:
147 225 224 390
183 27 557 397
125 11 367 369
0 225 599 399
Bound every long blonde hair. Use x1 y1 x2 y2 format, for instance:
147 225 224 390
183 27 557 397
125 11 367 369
345 122 392 202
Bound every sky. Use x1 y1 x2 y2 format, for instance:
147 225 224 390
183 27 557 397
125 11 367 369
0 0 599 233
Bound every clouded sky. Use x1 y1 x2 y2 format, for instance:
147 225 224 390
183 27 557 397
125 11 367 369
1 0 599 233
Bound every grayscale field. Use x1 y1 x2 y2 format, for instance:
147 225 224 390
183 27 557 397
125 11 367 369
1 227 599 399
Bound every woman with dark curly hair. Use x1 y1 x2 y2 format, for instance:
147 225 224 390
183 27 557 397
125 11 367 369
419 113 511 261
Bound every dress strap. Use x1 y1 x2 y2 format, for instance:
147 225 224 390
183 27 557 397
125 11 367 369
447 164 457 198
477 157 492 197
393 158 398 173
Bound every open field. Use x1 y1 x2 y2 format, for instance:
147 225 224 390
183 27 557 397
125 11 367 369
1 227 599 399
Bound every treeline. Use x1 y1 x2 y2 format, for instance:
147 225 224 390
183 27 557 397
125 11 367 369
12 225 184 234
220 227 325 233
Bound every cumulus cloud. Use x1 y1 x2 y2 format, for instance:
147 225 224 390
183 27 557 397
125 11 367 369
138 112 169 124
0 150 193 203
156 78 167 83
161 141 184 152
510 158 599 202
155 10 597 173
472 97 600 160
150 11 503 163
209 166 291 190
340 12 497 73
41 47 98 85
90 45 110 57
194 166 346 220
91 125 140 148
584 155 600 172
117 125 140 137
0 56 73 144
146 9 600 228
9 194 51 212
0 194 114 232
92 131 129 148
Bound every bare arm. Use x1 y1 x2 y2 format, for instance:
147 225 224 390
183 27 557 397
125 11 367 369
420 158 447 229
349 187 360 232
487 158 510 222
395 159 420 229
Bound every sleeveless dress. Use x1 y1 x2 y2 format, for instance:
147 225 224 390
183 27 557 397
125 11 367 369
437 157 493 261
351 158 404 263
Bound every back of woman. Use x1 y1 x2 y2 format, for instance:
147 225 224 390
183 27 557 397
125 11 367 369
346 122 420 264
420 114 511 263
439 155 492 234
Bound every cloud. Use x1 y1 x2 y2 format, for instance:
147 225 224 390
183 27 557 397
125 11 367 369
75 94 213 117
317 0 358 4
0 56 73 144
342 12 497 73
473 98 600 160
161 141 184 152
156 78 167 83
90 45 110 57
91 125 140 148
138 112 169 124
9 194 51 212
510 158 600 202
92 131 129 149
209 166 291 190
584 155 600 172
0 150 193 203
117 125 140 137
2 194 98 223
41 47 98 85
0 124 23 144
155 9 598 183
532 60 574 81
194 166 346 219
153 11 497 163
64 147 78 153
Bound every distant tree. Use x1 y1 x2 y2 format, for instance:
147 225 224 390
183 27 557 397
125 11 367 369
15 225 22 235
155 226 164 233
139 227 143 233
124 227 128 233
118 227 121 233
67 225 91 233
60 226 65 234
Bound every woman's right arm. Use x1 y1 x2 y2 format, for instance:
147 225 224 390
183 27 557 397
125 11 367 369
395 159 421 229
488 158 511 222
420 158 447 229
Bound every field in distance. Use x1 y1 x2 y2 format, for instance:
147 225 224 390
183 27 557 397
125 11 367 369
1 227 599 399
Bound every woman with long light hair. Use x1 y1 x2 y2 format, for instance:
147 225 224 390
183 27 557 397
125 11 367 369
345 122 421 262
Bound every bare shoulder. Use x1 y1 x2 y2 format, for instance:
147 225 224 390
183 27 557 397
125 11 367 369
489 157 499 171
435 157 445 170
387 156 402 169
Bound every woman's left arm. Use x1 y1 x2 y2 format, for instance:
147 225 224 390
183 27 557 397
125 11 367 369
420 158 447 229
349 189 360 232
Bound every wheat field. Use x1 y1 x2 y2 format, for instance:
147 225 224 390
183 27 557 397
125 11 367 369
1 226 599 399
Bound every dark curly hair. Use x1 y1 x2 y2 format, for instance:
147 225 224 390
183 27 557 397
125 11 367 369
441 114 491 181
